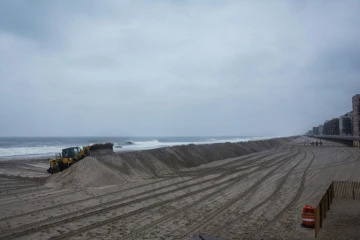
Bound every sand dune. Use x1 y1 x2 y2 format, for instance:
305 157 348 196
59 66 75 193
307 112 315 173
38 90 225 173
45 138 294 189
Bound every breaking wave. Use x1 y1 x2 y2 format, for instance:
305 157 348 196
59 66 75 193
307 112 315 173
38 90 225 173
112 137 278 152
0 146 67 159
0 136 281 158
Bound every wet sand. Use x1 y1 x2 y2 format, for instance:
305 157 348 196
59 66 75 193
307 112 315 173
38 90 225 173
0 137 359 240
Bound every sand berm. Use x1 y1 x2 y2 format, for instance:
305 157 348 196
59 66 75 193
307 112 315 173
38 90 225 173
45 138 294 189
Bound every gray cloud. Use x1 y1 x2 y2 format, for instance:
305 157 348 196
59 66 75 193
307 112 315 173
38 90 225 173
1 0 360 136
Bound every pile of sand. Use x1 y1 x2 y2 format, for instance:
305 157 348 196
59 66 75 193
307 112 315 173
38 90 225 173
116 137 294 169
93 150 174 178
45 137 296 189
45 157 128 189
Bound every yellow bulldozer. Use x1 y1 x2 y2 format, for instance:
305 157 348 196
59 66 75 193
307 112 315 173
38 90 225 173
47 143 113 174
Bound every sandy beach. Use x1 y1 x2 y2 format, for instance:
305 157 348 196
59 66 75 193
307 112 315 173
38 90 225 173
0 137 359 240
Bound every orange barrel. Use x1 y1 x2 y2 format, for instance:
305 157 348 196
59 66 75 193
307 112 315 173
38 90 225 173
302 205 315 228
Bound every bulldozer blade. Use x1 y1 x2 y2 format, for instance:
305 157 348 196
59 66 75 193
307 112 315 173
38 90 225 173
89 143 114 151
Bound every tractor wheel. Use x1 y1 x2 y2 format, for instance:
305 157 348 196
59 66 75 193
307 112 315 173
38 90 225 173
52 165 61 174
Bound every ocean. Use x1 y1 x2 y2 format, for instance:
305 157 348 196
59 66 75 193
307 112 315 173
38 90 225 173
0 136 275 159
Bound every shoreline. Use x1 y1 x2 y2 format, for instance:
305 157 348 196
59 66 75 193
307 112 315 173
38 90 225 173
0 136 293 162
0 136 286 161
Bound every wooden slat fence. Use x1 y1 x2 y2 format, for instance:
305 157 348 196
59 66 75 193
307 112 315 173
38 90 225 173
314 182 334 238
314 181 360 238
333 181 360 199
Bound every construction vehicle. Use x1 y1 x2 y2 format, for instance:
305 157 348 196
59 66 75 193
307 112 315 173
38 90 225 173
47 143 113 174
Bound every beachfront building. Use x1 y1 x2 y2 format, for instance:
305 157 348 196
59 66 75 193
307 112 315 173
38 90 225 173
318 125 324 135
339 112 353 136
323 118 340 135
323 121 329 135
353 94 360 137
313 127 319 135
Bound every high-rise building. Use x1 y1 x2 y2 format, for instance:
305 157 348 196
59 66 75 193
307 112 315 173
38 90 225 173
323 121 329 135
318 125 324 135
324 118 340 135
313 127 319 135
339 112 353 136
353 94 360 137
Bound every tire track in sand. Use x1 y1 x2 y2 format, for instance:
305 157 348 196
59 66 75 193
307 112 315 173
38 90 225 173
174 148 306 239
118 149 302 240
0 186 44 197
1 150 299 240
0 149 293 223
209 148 314 237
255 148 316 234
0 176 195 221
226 148 316 239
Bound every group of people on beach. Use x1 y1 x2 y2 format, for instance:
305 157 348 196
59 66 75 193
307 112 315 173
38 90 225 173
304 140 322 146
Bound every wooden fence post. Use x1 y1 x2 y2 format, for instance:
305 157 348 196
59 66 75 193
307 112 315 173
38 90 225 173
353 188 355 200
333 182 336 197
348 181 351 198
315 206 320 238
330 185 333 204
323 196 327 219
320 202 323 228
344 181 347 198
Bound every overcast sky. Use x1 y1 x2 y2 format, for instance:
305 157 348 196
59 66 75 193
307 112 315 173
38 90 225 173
0 0 360 137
